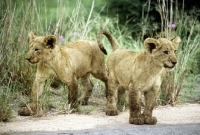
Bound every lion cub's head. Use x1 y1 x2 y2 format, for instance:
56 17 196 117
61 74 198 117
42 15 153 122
144 37 181 70
26 32 57 64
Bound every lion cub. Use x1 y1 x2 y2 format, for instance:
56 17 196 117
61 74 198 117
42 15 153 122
19 32 108 116
97 29 181 125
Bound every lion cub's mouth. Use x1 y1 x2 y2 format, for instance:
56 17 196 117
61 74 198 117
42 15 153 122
164 64 175 69
27 59 38 64
26 57 39 64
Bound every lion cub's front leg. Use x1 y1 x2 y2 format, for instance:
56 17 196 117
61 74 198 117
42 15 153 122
142 88 159 125
65 74 80 111
18 75 46 116
67 83 79 110
79 73 93 105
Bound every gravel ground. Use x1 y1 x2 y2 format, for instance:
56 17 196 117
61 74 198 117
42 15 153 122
0 103 200 135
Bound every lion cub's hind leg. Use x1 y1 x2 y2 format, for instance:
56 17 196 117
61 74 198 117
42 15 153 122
117 86 127 111
80 73 94 105
91 69 108 98
106 79 119 116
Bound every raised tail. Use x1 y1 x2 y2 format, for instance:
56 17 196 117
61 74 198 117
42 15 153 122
97 29 120 55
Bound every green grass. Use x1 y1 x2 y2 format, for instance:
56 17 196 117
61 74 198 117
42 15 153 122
0 87 13 121
179 75 200 103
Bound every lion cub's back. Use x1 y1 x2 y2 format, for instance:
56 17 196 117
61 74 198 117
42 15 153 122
62 40 105 78
108 49 138 67
65 40 102 56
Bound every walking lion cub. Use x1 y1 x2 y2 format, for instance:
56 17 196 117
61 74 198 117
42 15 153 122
19 32 108 116
97 29 181 125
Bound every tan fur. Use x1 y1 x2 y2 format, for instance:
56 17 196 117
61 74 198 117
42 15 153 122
18 32 108 116
97 29 181 125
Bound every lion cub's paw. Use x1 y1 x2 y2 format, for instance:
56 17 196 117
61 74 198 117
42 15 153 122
106 108 118 116
129 117 144 125
80 100 88 106
18 107 32 116
18 107 44 117
144 116 157 125
18 103 43 117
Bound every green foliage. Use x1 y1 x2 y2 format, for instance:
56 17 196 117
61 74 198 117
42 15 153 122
0 87 13 122
180 74 200 103
0 0 39 95
106 0 200 105
106 0 160 39
157 1 200 105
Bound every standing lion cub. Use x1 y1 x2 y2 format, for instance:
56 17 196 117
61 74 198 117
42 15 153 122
97 29 181 125
18 32 109 116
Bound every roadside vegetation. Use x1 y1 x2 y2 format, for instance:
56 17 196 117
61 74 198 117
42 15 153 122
0 0 199 121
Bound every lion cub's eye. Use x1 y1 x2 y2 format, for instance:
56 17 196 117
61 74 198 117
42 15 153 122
163 51 169 55
34 48 39 52
174 50 177 53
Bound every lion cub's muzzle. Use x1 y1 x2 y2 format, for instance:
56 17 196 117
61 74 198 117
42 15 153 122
25 56 38 64
164 60 177 69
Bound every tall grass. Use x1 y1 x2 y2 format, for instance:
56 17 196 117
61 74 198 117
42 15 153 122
156 0 200 105
0 87 13 121
0 0 37 121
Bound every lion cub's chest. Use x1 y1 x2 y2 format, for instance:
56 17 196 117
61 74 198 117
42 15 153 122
130 53 164 92
132 75 162 92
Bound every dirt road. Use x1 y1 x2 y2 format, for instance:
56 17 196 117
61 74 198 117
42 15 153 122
0 103 200 135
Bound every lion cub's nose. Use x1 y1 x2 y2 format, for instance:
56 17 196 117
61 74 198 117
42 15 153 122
26 57 31 61
172 61 177 65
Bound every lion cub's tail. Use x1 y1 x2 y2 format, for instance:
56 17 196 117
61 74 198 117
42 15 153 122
97 29 120 55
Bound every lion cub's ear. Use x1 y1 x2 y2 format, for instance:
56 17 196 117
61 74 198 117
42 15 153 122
144 38 161 53
172 36 181 49
43 36 56 49
28 32 37 43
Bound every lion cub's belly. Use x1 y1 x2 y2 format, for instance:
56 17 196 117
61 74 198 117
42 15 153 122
116 66 162 92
